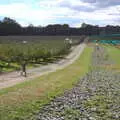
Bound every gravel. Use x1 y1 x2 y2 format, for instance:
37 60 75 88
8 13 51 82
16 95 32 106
31 45 120 120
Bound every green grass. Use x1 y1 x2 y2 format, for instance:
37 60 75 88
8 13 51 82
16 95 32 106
84 95 113 120
105 46 120 64
0 46 93 120
91 35 120 66
104 45 120 63
103 45 120 71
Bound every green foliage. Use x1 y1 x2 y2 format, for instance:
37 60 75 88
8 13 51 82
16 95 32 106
0 39 72 73
0 36 83 73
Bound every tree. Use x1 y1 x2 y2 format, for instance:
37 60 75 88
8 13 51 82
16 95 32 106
0 17 21 35
0 17 120 36
0 42 71 77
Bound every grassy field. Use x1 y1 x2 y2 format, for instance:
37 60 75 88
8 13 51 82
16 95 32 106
104 45 120 71
0 36 83 43
0 46 93 120
91 35 120 71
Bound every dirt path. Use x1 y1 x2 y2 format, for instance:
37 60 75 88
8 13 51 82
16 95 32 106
0 43 86 90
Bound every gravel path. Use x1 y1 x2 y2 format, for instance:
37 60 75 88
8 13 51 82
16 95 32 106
0 43 86 90
31 45 120 120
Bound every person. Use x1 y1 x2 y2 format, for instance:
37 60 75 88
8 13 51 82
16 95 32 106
96 42 99 50
21 63 27 77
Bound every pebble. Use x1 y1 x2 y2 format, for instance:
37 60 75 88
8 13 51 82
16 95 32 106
31 46 120 120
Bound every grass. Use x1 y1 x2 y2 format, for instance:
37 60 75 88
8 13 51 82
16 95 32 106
0 46 93 120
0 36 82 44
84 95 113 120
103 45 120 71
91 34 120 71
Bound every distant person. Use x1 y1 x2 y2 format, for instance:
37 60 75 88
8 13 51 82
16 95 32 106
96 42 99 50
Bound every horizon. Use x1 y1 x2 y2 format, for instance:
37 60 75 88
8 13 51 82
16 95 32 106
0 0 120 27
1 17 120 28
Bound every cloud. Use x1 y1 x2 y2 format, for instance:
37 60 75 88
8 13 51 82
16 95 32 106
0 0 120 26
81 0 120 8
39 0 96 12
58 0 96 12
0 2 66 26
53 0 120 12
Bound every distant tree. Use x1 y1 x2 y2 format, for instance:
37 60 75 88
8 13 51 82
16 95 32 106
63 24 69 28
0 17 21 35
0 17 120 36
81 23 89 28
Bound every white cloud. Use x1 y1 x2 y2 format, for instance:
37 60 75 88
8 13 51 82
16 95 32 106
0 0 120 26
0 2 74 26
0 3 60 26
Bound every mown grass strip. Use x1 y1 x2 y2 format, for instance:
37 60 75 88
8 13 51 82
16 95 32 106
103 45 120 71
0 46 93 120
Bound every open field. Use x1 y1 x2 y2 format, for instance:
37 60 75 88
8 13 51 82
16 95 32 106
105 46 120 64
0 35 120 120
0 36 83 43
90 34 120 72
91 35 120 71
103 45 120 72
0 46 93 120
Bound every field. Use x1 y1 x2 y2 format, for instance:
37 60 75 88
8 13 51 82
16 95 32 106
103 45 120 71
0 35 120 120
91 34 120 70
33 44 120 120
0 36 83 43
0 36 83 74
0 46 93 120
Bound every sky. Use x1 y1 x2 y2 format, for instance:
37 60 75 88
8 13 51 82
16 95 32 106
0 0 120 27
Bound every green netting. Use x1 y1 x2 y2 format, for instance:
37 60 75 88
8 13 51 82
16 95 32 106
92 34 120 45
93 40 120 45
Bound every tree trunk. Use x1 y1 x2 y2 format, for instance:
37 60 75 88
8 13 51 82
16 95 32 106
21 63 27 77
0 67 2 74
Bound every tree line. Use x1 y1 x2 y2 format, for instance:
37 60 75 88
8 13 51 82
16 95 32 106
0 17 120 36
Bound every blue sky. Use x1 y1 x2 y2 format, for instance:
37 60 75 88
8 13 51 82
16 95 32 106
0 0 120 27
